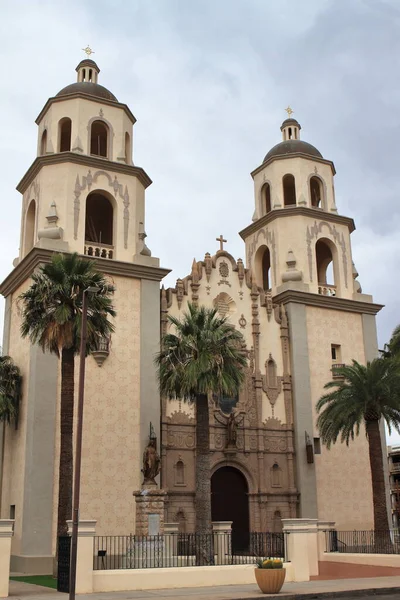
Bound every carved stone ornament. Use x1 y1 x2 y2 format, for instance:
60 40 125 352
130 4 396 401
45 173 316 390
142 438 161 485
213 292 236 317
239 314 247 329
91 336 110 367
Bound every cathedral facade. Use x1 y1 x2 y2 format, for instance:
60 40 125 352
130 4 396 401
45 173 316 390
0 60 388 573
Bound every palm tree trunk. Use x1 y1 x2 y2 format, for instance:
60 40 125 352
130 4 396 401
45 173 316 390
366 419 390 539
195 393 213 565
57 347 75 538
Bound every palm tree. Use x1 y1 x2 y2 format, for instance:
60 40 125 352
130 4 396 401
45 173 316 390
316 358 400 532
156 303 247 564
0 355 21 426
383 325 400 360
19 253 116 537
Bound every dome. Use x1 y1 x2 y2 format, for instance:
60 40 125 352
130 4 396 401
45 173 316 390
263 139 323 163
56 82 118 102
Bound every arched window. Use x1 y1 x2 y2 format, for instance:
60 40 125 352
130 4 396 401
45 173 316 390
283 174 296 206
85 192 114 247
40 130 47 155
263 183 271 214
59 118 71 152
125 132 131 164
271 463 281 487
310 176 323 208
90 120 108 157
267 356 277 388
254 245 272 291
273 510 283 533
175 460 185 485
25 200 36 254
316 238 337 295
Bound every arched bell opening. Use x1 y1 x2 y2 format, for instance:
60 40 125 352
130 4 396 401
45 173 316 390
40 130 47 155
90 120 109 158
58 117 72 152
283 174 296 207
84 191 115 259
125 132 131 164
24 199 36 254
254 245 272 292
310 176 323 208
315 238 339 296
262 183 271 214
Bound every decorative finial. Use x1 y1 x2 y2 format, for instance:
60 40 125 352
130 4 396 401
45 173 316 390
82 45 95 58
285 106 294 118
216 234 227 252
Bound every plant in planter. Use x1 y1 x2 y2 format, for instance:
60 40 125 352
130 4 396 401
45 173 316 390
254 558 286 594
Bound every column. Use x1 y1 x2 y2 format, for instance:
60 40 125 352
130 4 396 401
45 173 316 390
282 518 319 582
0 520 14 598
317 520 335 560
212 521 232 565
67 520 96 594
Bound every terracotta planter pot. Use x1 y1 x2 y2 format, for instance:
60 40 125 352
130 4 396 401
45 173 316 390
254 567 286 594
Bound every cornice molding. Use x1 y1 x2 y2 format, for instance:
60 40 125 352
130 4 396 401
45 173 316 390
251 153 336 177
273 289 383 316
36 94 136 125
239 207 355 240
0 248 170 298
17 153 152 194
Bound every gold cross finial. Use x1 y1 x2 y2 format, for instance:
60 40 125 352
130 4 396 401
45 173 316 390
216 234 227 251
285 106 294 118
82 45 94 58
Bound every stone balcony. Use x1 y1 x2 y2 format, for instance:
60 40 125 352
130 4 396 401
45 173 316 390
331 363 346 379
84 241 114 260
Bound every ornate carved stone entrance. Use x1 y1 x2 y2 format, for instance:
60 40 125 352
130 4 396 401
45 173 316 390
211 466 250 552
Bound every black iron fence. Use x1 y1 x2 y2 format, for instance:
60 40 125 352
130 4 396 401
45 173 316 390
57 535 71 593
325 529 400 555
93 531 288 570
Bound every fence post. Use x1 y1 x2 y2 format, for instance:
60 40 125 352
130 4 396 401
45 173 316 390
164 523 179 561
67 519 96 594
317 520 335 559
0 520 14 598
282 518 317 582
212 521 232 565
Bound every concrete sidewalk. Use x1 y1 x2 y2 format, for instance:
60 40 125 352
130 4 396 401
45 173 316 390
7 576 400 599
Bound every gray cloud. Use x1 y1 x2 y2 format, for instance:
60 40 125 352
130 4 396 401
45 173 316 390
0 0 399 438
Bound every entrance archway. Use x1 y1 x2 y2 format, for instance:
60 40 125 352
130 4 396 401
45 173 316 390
211 466 250 553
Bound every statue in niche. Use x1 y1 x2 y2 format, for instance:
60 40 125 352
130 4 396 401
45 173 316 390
142 438 161 485
227 413 238 447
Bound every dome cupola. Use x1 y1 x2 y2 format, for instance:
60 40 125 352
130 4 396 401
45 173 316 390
263 109 322 163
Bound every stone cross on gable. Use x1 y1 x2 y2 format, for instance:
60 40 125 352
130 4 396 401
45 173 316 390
216 234 227 251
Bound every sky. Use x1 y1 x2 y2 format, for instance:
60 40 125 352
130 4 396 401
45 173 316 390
0 0 399 440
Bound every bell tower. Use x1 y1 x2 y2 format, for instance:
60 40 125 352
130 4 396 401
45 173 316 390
240 114 388 523
0 56 169 573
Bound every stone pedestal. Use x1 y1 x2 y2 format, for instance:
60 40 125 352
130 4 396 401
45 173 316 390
66 520 96 594
212 521 232 565
133 485 167 536
0 520 14 598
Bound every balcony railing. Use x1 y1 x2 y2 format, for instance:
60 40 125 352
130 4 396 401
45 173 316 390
318 284 337 297
391 464 400 473
331 363 346 379
84 242 114 260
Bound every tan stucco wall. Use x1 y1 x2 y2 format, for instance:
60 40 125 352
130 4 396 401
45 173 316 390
0 282 31 555
306 306 374 529
50 275 142 542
